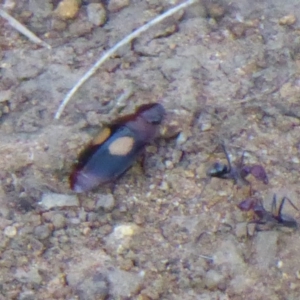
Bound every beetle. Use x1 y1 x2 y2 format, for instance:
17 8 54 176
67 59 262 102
70 103 165 193
238 194 298 230
206 143 268 186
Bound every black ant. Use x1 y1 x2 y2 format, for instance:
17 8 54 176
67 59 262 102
206 144 268 187
238 194 298 230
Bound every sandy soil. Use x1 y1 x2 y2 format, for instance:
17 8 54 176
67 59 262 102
1 0 300 299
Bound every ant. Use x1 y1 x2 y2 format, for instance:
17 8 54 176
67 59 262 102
238 194 299 230
206 144 268 187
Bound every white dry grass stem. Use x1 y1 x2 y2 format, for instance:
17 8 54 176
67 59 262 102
0 9 51 49
54 0 198 120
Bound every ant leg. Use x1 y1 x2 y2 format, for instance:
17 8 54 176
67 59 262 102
221 143 232 173
240 150 246 166
271 194 278 216
275 196 299 217
282 197 299 211
198 177 211 199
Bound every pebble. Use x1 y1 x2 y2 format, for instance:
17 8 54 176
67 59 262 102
204 269 225 290
235 222 248 238
279 14 296 26
15 267 42 284
201 122 212 131
107 0 130 13
39 193 79 210
87 3 107 26
4 225 17 238
176 132 188 146
54 0 80 20
164 160 173 169
114 224 137 238
3 0 16 10
108 268 143 297
105 223 140 252
77 275 109 299
69 20 93 36
34 224 52 240
0 90 12 103
204 1 226 19
51 214 66 229
159 181 169 191
96 194 115 211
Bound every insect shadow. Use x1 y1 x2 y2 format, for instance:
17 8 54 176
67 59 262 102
238 194 299 231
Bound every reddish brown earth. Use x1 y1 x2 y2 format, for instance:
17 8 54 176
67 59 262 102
1 0 300 299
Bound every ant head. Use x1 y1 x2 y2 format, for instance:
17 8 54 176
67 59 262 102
207 162 229 177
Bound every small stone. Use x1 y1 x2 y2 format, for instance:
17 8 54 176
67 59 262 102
51 214 66 229
76 274 109 299
230 22 246 38
0 90 12 103
108 268 143 297
204 0 226 19
54 0 80 20
86 111 100 126
277 260 283 269
69 20 93 36
82 227 91 236
96 194 115 211
154 25 178 38
165 160 173 169
4 225 17 238
176 132 188 146
51 19 67 31
201 122 212 131
114 224 137 238
204 269 224 290
279 14 296 26
247 223 256 236
28 238 45 254
39 193 79 210
3 0 16 10
87 3 107 26
107 0 130 13
235 222 248 238
18 291 35 300
15 267 42 284
159 181 169 191
34 224 52 240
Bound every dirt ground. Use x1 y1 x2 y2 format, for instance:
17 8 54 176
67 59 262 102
1 0 300 299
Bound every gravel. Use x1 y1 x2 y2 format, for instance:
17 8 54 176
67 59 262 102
1 0 300 299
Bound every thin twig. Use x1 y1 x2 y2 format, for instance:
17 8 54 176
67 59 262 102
54 0 198 120
0 9 51 49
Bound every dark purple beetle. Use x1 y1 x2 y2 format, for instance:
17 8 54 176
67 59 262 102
70 103 165 193
207 144 268 186
238 195 298 230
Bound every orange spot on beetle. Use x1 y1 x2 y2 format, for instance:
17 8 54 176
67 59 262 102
92 127 111 146
108 136 134 156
